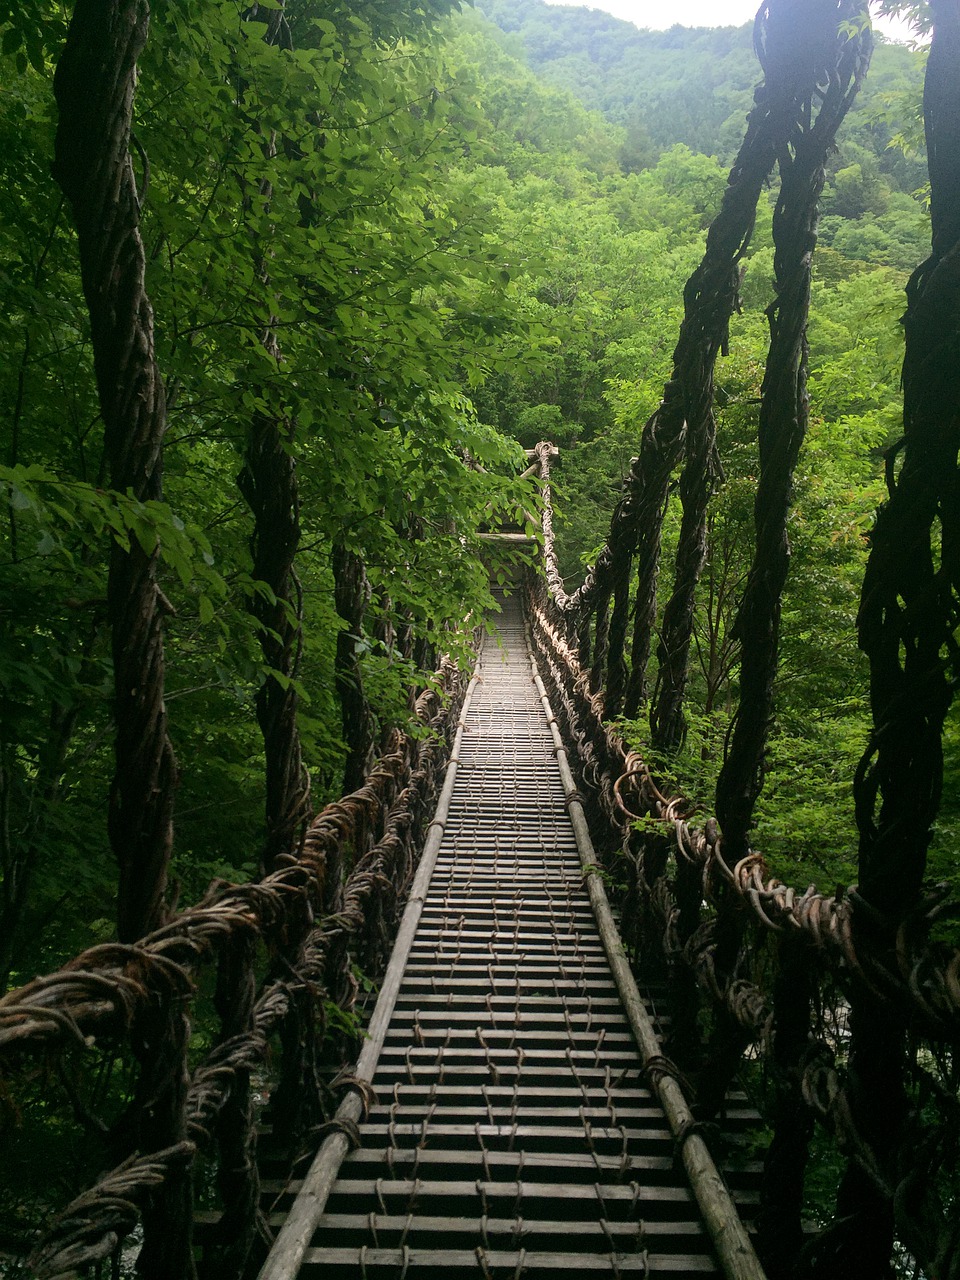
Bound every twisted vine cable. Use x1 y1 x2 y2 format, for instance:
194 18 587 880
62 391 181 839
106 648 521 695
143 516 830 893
52 0 177 945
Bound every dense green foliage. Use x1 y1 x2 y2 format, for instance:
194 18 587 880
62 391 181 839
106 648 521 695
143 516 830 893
0 0 948 1026
0 0 535 990
457 2 960 897
1 0 956 1265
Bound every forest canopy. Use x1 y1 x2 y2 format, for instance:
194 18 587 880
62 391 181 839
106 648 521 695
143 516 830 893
0 0 945 992
3 1 959 1274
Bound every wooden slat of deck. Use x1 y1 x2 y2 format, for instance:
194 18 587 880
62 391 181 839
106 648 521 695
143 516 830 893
255 594 759 1278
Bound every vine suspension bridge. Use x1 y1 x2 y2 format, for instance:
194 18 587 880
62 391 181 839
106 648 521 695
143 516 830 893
1 1 959 1278
255 590 763 1279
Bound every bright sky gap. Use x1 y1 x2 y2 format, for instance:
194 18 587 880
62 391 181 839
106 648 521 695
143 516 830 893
541 0 918 42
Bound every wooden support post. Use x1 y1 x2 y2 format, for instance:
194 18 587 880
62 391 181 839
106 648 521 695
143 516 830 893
668 851 707 1071
205 933 261 1280
130 1000 196 1280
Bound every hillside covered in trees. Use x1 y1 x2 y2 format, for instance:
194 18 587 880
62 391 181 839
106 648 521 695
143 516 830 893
1 0 956 1266
477 0 930 269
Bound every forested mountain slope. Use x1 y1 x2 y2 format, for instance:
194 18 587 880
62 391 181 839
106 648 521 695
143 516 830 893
475 0 929 271
477 0 762 151
442 4 955 895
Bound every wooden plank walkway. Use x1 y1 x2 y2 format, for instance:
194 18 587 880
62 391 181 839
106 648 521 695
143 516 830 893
258 594 760 1278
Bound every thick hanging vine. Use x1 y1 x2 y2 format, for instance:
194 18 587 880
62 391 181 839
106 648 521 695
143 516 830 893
52 0 177 944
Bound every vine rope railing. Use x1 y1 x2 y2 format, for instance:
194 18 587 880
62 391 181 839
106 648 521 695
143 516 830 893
529 1 960 1276
524 583 960 1275
0 655 470 1280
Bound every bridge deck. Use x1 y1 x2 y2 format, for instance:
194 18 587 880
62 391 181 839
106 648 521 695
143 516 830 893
259 595 755 1277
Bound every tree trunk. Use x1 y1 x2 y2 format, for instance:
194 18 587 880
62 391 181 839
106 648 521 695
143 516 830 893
52 0 177 943
238 407 309 875
333 543 375 794
716 0 871 861
841 5 960 1270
